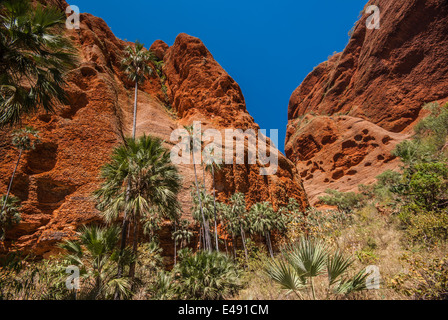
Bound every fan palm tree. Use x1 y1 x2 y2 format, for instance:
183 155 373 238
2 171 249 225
59 225 132 300
265 237 369 300
172 219 193 265
184 125 212 252
190 186 214 250
0 195 21 240
1 127 39 214
121 41 155 139
94 135 181 290
0 0 77 127
229 193 249 264
205 151 222 251
248 202 276 258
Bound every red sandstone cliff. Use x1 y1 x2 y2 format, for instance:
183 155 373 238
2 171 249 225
285 0 448 203
0 0 308 257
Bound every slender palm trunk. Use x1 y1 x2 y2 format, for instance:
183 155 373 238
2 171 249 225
132 82 138 139
201 163 212 249
240 224 249 265
211 166 219 251
1 149 22 213
129 213 140 283
310 277 317 300
174 222 177 265
198 224 203 249
232 232 237 258
265 231 274 258
192 152 212 251
115 80 139 299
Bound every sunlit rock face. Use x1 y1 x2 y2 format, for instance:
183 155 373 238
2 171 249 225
0 0 308 257
285 0 448 204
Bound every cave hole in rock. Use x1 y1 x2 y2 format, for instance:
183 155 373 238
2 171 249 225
10 173 30 201
36 178 77 213
25 142 58 174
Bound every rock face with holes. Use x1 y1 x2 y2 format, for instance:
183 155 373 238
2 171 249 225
0 0 308 257
285 0 448 203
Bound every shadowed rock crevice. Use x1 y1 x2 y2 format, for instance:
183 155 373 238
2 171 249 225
36 178 77 213
25 142 58 175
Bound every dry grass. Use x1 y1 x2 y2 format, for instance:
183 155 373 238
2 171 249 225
234 204 446 300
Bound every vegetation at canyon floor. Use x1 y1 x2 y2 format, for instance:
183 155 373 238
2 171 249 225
2 103 447 301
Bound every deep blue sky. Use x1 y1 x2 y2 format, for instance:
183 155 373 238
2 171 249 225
72 0 365 152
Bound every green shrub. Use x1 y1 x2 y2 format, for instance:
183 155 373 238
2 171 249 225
319 189 366 213
390 254 448 300
173 250 242 300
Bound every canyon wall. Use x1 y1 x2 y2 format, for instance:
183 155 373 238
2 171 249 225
285 0 448 203
0 0 308 257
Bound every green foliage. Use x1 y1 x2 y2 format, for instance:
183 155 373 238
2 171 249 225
282 198 354 244
248 202 287 236
0 195 21 240
190 186 215 223
390 254 448 300
0 0 77 127
387 106 448 244
173 219 193 249
319 189 366 213
11 126 40 151
266 237 368 299
172 250 242 300
121 40 156 84
95 134 182 228
0 252 71 300
59 225 133 300
403 162 448 211
394 103 448 165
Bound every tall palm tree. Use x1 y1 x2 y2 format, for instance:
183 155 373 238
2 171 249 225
190 186 214 250
0 0 77 127
229 193 249 264
248 202 277 258
94 135 182 290
1 127 39 214
121 41 155 139
0 195 21 240
184 125 212 252
172 219 193 265
205 150 222 251
60 225 132 300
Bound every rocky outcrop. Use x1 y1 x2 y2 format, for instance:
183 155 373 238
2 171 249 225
286 0 448 203
0 0 308 257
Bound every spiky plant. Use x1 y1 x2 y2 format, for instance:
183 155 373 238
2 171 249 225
59 225 133 300
266 237 369 300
